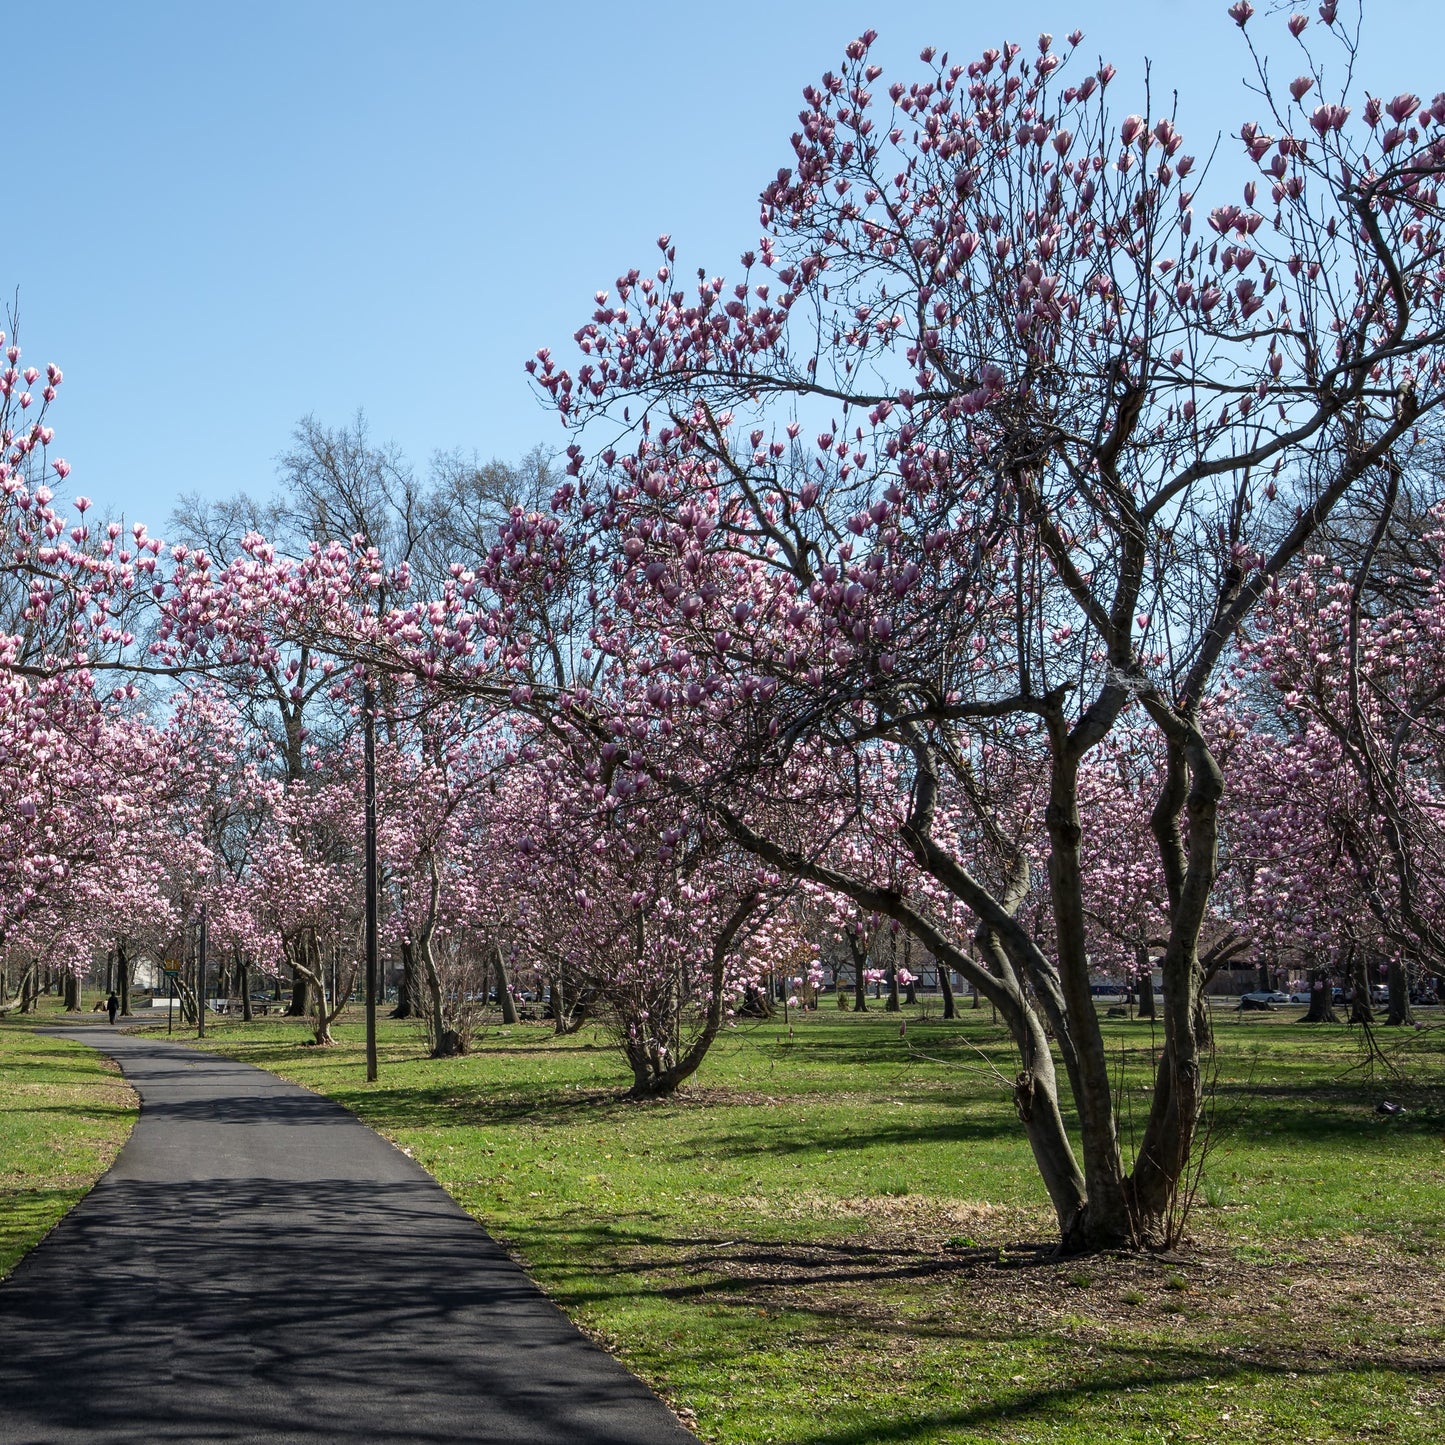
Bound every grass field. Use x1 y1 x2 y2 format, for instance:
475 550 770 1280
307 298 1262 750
155 1001 1445 1444
0 1004 138 1279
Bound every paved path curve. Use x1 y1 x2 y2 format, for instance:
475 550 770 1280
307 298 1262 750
0 1027 696 1444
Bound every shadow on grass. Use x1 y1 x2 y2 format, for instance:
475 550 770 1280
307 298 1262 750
0 1053 111 1083
0 1100 136 1121
503 1213 1443 1441
507 1226 1065 1308
784 1345 1442 1445
493 1218 1444 1445
339 1082 1027 1160
1206 1077 1444 1141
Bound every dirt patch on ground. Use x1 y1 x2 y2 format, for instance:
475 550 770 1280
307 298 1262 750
621 1220 1445 1372
619 1087 822 1109
727 1187 1032 1234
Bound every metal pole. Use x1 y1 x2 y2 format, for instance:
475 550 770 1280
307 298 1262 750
197 904 207 1040
363 675 379 1083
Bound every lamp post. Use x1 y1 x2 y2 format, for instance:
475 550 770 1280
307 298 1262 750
196 902 207 1040
363 674 379 1083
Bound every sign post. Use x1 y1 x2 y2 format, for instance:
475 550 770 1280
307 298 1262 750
163 965 180 1035
197 904 208 1040
363 675 379 1084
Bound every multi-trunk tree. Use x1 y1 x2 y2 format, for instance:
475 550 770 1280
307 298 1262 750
513 6 1445 1248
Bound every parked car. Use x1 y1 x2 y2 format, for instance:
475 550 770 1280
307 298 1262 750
1240 990 1291 1005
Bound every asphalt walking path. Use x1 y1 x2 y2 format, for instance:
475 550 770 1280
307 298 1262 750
0 1025 696 1444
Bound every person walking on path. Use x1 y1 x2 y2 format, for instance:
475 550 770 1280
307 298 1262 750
106 992 119 1025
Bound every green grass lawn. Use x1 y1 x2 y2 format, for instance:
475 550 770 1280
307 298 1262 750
156 1005 1444 1442
0 1003 138 1279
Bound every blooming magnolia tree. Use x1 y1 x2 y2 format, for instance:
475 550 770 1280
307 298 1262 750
494 721 788 1096
370 695 517 1054
517 5 1445 1249
1242 517 1445 1019
0 323 212 1013
0 678 180 1013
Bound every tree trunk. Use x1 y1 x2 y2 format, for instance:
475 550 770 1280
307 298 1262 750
306 938 335 1046
117 941 132 1016
1127 729 1226 1247
1135 946 1156 1020
494 947 519 1025
1045 748 1134 1248
63 970 81 1012
938 964 956 1019
1301 967 1339 1023
390 937 417 1020
1385 955 1414 1026
1348 948 1374 1024
710 782 1103 1249
884 951 900 1013
416 863 458 1056
239 950 253 1023
848 933 867 1012
286 967 309 1017
626 894 760 1097
421 944 453 1054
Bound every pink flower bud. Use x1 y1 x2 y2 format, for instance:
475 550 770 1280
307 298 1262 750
1386 93 1420 125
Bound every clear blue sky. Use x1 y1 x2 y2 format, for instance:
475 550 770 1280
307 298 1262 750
11 1 1430 531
